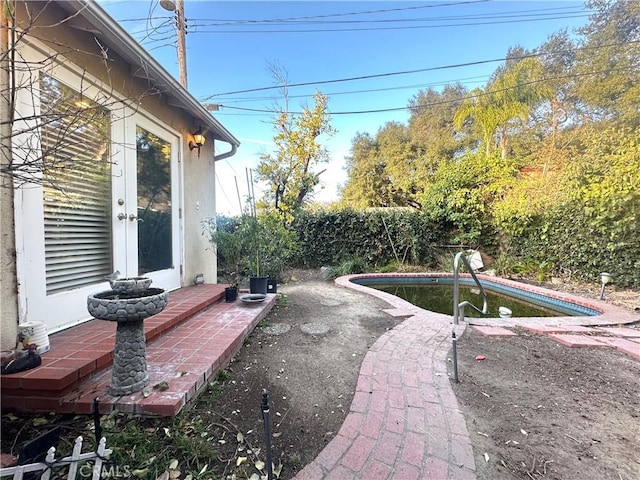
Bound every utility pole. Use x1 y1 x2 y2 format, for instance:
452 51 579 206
176 0 187 88
160 0 187 88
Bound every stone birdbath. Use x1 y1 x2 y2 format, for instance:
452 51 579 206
87 277 168 396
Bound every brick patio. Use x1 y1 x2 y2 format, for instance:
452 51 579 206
1 285 276 416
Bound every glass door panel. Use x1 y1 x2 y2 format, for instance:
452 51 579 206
135 126 173 275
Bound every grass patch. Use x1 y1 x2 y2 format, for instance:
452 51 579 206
1 364 251 480
104 412 223 478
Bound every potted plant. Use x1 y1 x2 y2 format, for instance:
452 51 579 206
246 211 302 294
209 217 243 302
244 214 269 295
209 211 299 297
258 212 300 293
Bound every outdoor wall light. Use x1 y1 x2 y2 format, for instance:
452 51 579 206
189 127 206 158
599 272 612 300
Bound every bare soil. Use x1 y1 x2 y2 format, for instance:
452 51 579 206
2 270 639 480
452 327 640 480
197 269 402 478
203 270 640 480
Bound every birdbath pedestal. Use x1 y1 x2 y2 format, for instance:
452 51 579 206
87 277 168 396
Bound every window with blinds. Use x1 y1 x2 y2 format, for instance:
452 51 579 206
40 74 113 294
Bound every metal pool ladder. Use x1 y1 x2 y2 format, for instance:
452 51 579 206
453 251 488 324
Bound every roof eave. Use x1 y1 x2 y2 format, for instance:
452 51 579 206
59 0 240 148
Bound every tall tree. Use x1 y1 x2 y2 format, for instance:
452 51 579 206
454 52 551 158
375 122 423 208
535 31 578 146
507 31 580 167
573 0 640 126
453 87 499 157
340 132 390 208
340 123 425 209
257 90 335 220
408 83 472 166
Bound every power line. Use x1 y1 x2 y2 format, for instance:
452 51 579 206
188 14 591 35
118 1 492 25
213 75 490 105
200 39 640 100
190 8 589 28
124 3 591 43
134 11 589 50
210 66 637 117
203 58 504 99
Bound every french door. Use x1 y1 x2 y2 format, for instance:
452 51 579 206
113 116 181 290
19 75 182 333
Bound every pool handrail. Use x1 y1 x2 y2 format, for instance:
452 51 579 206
453 251 488 324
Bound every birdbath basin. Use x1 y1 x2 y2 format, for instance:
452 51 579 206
109 276 153 295
87 278 168 396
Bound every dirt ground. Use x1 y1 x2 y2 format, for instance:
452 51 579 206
452 328 640 480
204 270 640 480
1 270 638 479
200 269 402 478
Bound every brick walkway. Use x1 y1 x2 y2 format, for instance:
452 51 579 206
294 280 476 480
294 274 638 480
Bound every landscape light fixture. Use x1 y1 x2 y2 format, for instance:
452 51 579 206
599 272 612 300
189 127 206 158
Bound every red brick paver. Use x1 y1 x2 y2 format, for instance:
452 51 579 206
521 325 594 334
472 326 518 336
595 327 640 338
595 337 640 360
547 334 608 348
295 275 476 480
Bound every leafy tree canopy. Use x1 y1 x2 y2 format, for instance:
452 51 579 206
256 91 335 222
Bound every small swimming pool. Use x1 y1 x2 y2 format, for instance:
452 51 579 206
351 275 600 318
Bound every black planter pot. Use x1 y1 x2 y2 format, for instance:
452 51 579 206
249 276 268 295
267 278 277 294
225 286 238 302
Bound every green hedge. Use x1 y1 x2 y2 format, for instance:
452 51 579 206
288 204 639 288
507 202 640 288
292 209 447 268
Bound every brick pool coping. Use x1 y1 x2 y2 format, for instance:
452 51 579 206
338 273 639 327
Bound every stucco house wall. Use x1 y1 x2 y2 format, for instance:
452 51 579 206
0 1 237 349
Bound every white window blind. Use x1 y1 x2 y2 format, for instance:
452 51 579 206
40 75 113 294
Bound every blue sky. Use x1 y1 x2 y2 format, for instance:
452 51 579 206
99 1 591 215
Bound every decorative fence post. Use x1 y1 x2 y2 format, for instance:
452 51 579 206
0 436 112 480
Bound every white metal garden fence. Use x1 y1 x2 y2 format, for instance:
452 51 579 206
0 436 111 480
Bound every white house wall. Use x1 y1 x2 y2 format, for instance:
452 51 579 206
182 142 218 286
3 2 222 345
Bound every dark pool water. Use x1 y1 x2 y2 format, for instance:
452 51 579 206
372 283 567 317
